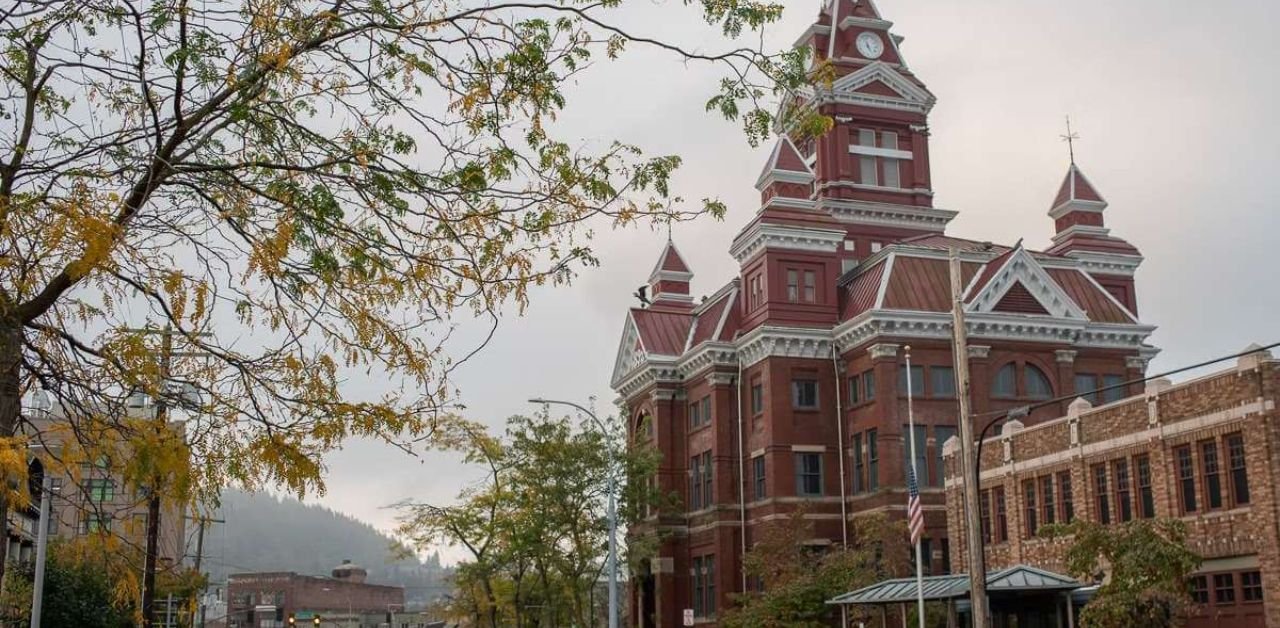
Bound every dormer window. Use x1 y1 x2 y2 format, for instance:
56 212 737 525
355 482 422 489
852 129 910 189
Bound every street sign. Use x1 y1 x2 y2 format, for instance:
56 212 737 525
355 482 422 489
683 609 694 626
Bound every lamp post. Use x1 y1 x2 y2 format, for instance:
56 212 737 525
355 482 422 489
26 442 61 628
529 398 618 628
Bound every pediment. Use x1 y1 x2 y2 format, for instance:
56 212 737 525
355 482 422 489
967 248 1087 320
831 62 933 105
611 314 647 387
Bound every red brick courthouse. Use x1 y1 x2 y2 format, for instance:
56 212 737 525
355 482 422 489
609 1 1163 626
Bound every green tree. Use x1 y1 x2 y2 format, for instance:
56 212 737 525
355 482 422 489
1043 519 1201 628
721 512 909 628
0 0 829 584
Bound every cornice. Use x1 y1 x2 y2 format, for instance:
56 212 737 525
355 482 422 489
735 325 835 370
729 222 846 263
1062 250 1144 277
833 309 1156 352
818 197 956 232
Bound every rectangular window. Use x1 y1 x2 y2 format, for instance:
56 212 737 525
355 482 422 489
1176 446 1197 513
993 364 1017 398
902 425 927 486
848 374 861 405
1114 459 1133 522
852 434 865 494
994 486 1008 543
1041 475 1056 526
1241 571 1263 603
753 456 766 500
1227 433 1249 505
787 269 800 302
803 270 816 303
933 426 957 487
1214 573 1236 605
941 538 951 574
1075 373 1099 404
796 453 823 496
691 557 704 616
870 241 884 253
1136 455 1155 518
1059 472 1074 523
689 455 702 510
751 382 763 415
1201 440 1223 510
1102 374 1126 403
701 452 712 508
899 365 924 398
858 129 878 186
931 366 955 398
689 400 701 429
1189 575 1209 605
88 478 115 502
80 513 110 534
918 538 932 575
705 556 716 615
864 371 876 400
1023 479 1038 537
792 378 818 409
979 489 992 545
1093 464 1111 524
867 430 879 490
749 275 759 309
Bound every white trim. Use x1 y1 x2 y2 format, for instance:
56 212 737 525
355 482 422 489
819 197 955 231
832 308 1155 353
729 222 846 263
651 291 695 304
793 23 831 49
755 136 816 190
1050 224 1110 243
735 325 835 369
610 312 645 388
1049 198 1106 221
1063 250 1143 276
711 287 736 342
1078 268 1138 323
648 241 691 282
966 247 1088 320
848 144 914 160
839 16 893 30
758 196 817 214
791 444 828 453
650 269 693 283
961 263 987 300
873 253 896 308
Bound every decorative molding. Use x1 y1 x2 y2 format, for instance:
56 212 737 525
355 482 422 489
1048 198 1106 221
1125 355 1149 370
729 223 846 263
1051 224 1110 243
706 372 736 386
1055 349 1077 364
650 387 681 402
968 345 991 359
611 313 646 388
848 144 914 160
967 247 1088 320
868 343 900 359
819 197 955 232
791 444 827 453
736 326 835 369
651 291 694 304
832 309 1156 354
677 342 739 379
1063 250 1143 277
758 196 817 214
813 62 935 114
838 16 893 30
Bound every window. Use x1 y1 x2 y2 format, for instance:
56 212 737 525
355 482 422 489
751 382 764 415
1101 374 1126 403
689 451 711 510
796 453 823 496
749 274 761 309
691 555 716 617
1214 573 1236 605
88 478 115 502
1059 472 1074 522
1075 373 1099 404
701 396 711 426
1200 440 1224 510
1025 365 1053 399
852 434 865 494
941 538 951 574
787 269 799 301
1176 446 1197 513
1242 571 1263 602
803 270 816 303
1227 433 1249 505
916 538 932 575
870 241 884 253
1190 575 1209 604
753 456 766 500
1023 480 1038 537
1136 455 1155 518
864 371 876 400
701 452 712 507
881 132 901 189
899 365 924 398
1040 475 1056 526
993 364 1016 398
867 430 879 490
993 486 1008 543
902 425 927 486
931 366 955 398
1114 460 1132 522
858 129 878 186
848 374 861 405
979 490 992 545
1093 464 1111 524
689 399 701 429
933 426 957 487
80 513 110 534
792 378 818 409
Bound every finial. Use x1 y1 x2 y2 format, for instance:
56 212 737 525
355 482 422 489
1060 115 1080 165
665 217 673 243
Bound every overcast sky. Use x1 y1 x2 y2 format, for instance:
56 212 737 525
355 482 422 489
293 0 1280 562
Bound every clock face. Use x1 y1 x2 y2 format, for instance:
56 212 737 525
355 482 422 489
856 31 885 59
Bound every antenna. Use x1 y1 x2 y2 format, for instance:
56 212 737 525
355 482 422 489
1060 115 1080 165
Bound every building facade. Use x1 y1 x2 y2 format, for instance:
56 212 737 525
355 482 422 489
943 349 1280 628
609 2 1158 627
227 561 406 628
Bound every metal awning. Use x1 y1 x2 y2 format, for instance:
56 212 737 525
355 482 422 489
827 565 1081 606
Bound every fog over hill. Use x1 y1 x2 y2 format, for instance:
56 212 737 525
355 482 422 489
200 489 449 607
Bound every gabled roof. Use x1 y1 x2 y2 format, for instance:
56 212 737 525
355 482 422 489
648 240 691 281
755 136 814 190
1045 268 1136 324
1050 163 1107 216
828 565 1080 606
830 61 935 106
964 246 1088 320
686 284 738 350
630 308 693 356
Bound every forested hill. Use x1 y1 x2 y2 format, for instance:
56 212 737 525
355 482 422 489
200 489 449 606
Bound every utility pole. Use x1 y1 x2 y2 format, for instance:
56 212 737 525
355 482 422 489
187 513 225 628
948 249 990 628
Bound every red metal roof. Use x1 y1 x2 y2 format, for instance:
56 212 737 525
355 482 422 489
717 291 742 341
882 256 980 312
1052 164 1106 209
963 249 1015 304
688 291 732 348
842 259 886 318
1046 268 1135 324
631 309 693 356
656 241 691 274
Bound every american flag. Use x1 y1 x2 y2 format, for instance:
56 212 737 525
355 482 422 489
906 465 924 545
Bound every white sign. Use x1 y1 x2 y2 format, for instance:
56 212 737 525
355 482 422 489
683 609 694 626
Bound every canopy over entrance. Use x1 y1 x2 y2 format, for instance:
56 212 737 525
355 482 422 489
827 565 1081 606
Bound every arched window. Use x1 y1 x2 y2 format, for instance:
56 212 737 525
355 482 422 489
1025 364 1053 399
992 364 1017 398
634 413 654 441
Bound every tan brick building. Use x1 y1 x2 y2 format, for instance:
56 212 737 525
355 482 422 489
943 347 1279 628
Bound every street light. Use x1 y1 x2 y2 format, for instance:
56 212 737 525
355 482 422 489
529 398 619 628
26 444 61 628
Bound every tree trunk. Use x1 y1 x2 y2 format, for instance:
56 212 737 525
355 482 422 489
0 323 24 588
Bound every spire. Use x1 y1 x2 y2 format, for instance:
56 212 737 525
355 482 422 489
1050 163 1107 220
647 240 694 310
755 136 815 203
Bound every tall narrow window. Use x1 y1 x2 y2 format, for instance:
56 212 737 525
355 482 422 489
993 364 1017 398
1201 440 1223 510
1059 472 1074 522
792 378 818 409
796 453 823 496
701 452 713 507
864 371 876 400
787 269 800 301
1176 446 1197 513
705 556 716 615
1227 433 1250 505
691 556 706 617
1189 576 1209 605
700 397 711 427
689 455 702 510
1136 455 1155 518
1242 571 1263 603
803 270 816 303
899 365 924 398
753 455 766 500
858 129 878 186
931 366 956 398
994 486 1008 543
852 434 865 494
868 429 879 490
1025 365 1053 399
881 132 901 188
1041 475 1056 526
1093 464 1111 524
848 374 861 405
1214 573 1236 606
1023 480 1038 537
749 275 760 309
1114 459 1132 522
941 538 951 574
979 489 992 545
1075 373 1099 404
933 426 957 487
689 400 701 429
751 382 764 415
1102 374 1126 403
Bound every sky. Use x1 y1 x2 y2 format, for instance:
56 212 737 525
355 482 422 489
304 0 1280 561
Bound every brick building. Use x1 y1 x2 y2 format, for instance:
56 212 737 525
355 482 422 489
942 348 1279 628
609 1 1157 626
227 560 405 628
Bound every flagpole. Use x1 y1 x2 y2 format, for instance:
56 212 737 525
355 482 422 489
905 347 925 628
